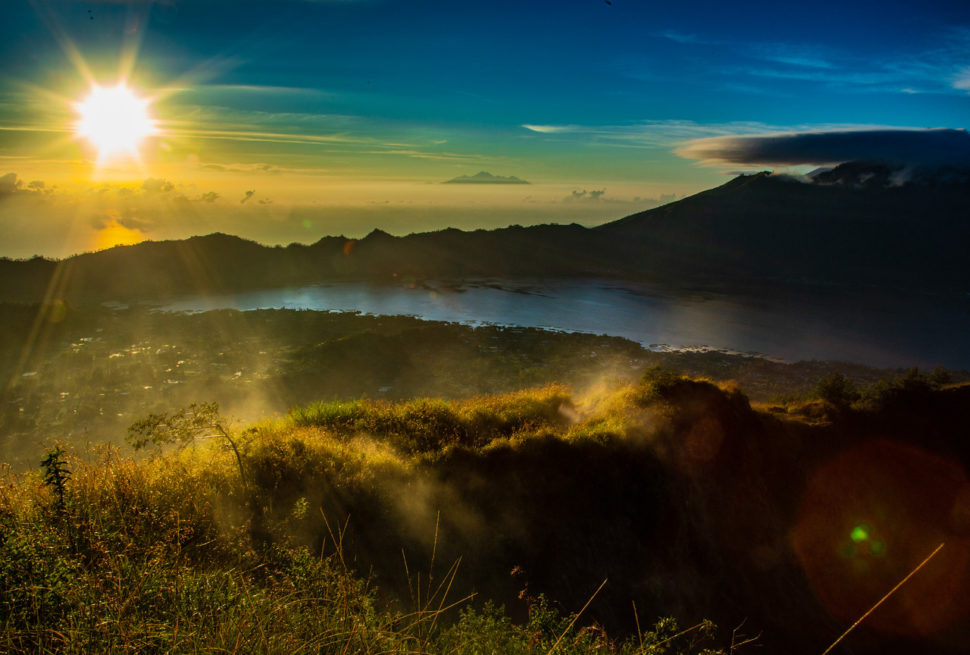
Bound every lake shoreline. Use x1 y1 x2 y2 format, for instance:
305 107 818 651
145 278 970 370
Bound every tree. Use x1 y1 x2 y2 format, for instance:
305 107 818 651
127 402 246 483
812 373 859 409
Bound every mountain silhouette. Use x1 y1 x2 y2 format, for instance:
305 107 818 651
443 171 530 184
598 162 970 289
2 161 968 303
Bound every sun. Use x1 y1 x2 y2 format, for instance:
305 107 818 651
76 84 157 160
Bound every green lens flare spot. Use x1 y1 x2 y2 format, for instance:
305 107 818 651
850 524 871 543
870 540 887 556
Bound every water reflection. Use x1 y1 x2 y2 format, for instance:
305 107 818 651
157 280 970 369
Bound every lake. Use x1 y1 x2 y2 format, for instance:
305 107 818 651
159 279 970 369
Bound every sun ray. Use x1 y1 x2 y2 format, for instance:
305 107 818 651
30 1 97 89
118 3 152 83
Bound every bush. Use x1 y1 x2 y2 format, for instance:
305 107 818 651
812 373 860 408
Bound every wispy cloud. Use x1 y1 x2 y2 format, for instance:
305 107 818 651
522 124 579 134
521 119 814 149
952 67 970 91
188 157 334 176
653 25 970 96
740 67 896 86
159 104 492 165
365 149 487 162
750 43 836 70
657 29 836 69
655 30 717 46
166 127 368 147
196 84 336 97
160 103 363 133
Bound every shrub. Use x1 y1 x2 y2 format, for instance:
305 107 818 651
812 373 860 408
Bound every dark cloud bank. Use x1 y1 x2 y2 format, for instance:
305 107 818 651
679 128 970 167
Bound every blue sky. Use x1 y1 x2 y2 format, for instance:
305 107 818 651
1 0 969 256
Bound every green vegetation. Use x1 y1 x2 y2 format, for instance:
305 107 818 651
289 387 573 455
1 383 752 654
4 369 970 653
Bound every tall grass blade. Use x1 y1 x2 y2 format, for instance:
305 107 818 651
821 542 945 655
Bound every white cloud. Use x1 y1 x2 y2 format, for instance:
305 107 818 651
953 67 970 91
522 124 577 134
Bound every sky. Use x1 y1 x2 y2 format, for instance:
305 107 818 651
1 0 970 257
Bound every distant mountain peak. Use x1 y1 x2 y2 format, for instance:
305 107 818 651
363 228 395 240
808 160 970 189
443 171 530 184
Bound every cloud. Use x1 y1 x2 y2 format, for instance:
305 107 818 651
564 188 607 202
241 190 256 204
633 193 678 206
519 119 790 148
655 30 713 45
142 178 175 193
522 124 579 134
199 191 220 203
676 128 970 167
955 68 970 91
0 173 50 198
651 26 970 97
198 84 335 98
0 172 22 195
91 212 152 233
198 161 322 176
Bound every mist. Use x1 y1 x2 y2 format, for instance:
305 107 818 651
0 174 677 259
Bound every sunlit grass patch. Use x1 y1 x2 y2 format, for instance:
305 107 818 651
287 385 575 454
0 377 783 654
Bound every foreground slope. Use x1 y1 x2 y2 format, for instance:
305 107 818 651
4 376 970 654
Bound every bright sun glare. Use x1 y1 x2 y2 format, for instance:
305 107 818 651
76 84 156 160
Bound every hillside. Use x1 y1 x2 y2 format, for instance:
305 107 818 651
596 163 970 289
2 161 969 303
3 375 970 654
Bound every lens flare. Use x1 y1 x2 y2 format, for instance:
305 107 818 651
850 524 871 543
792 440 970 637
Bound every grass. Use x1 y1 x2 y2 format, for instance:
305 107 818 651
8 369 968 653
0 381 740 654
288 385 574 455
